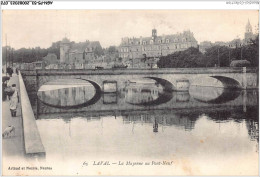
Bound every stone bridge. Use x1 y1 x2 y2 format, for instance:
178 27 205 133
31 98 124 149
21 67 258 93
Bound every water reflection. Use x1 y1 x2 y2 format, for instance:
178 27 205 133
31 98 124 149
34 85 259 140
124 80 174 106
32 81 259 174
122 112 198 131
189 86 241 104
37 79 100 109
34 80 259 137
37 81 247 112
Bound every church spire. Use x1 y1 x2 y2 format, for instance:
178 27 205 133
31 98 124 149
246 19 252 33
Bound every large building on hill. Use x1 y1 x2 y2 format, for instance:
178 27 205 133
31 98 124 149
60 37 103 65
118 29 198 59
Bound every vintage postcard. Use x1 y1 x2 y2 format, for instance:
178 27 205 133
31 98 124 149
1 1 259 176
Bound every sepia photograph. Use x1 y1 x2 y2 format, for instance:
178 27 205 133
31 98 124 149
1 3 259 175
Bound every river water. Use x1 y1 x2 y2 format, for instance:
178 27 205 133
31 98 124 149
27 78 258 175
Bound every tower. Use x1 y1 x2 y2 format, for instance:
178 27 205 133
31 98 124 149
244 19 253 44
152 29 157 41
246 19 252 33
60 37 70 63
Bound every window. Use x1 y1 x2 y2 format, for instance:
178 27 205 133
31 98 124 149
143 41 146 45
150 40 153 44
166 39 169 43
158 40 161 43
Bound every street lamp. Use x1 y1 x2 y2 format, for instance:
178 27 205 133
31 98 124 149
5 34 8 76
229 49 231 67
217 47 220 67
241 47 243 60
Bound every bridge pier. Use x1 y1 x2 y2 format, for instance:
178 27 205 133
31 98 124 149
176 79 190 91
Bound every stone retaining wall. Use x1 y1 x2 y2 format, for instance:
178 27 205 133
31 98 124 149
18 72 45 156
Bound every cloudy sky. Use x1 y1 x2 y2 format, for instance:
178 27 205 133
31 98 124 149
2 10 259 49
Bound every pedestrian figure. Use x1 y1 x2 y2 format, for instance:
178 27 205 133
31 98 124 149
7 67 13 77
2 76 10 101
16 68 18 75
9 84 19 117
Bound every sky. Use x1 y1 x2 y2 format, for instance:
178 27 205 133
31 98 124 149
2 10 259 49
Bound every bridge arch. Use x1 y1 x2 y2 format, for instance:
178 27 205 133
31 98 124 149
38 75 102 93
144 77 175 91
37 78 102 109
210 76 241 89
190 75 242 89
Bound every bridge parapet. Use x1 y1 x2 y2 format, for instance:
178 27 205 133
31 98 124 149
23 67 258 75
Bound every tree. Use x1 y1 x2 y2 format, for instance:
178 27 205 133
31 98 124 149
204 46 230 67
93 45 104 57
157 47 206 68
107 46 117 54
243 35 259 67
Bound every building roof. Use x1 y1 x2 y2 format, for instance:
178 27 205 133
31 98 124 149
120 30 197 46
69 41 101 53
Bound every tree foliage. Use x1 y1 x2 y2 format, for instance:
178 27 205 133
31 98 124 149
2 41 61 64
158 36 259 68
157 47 206 68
